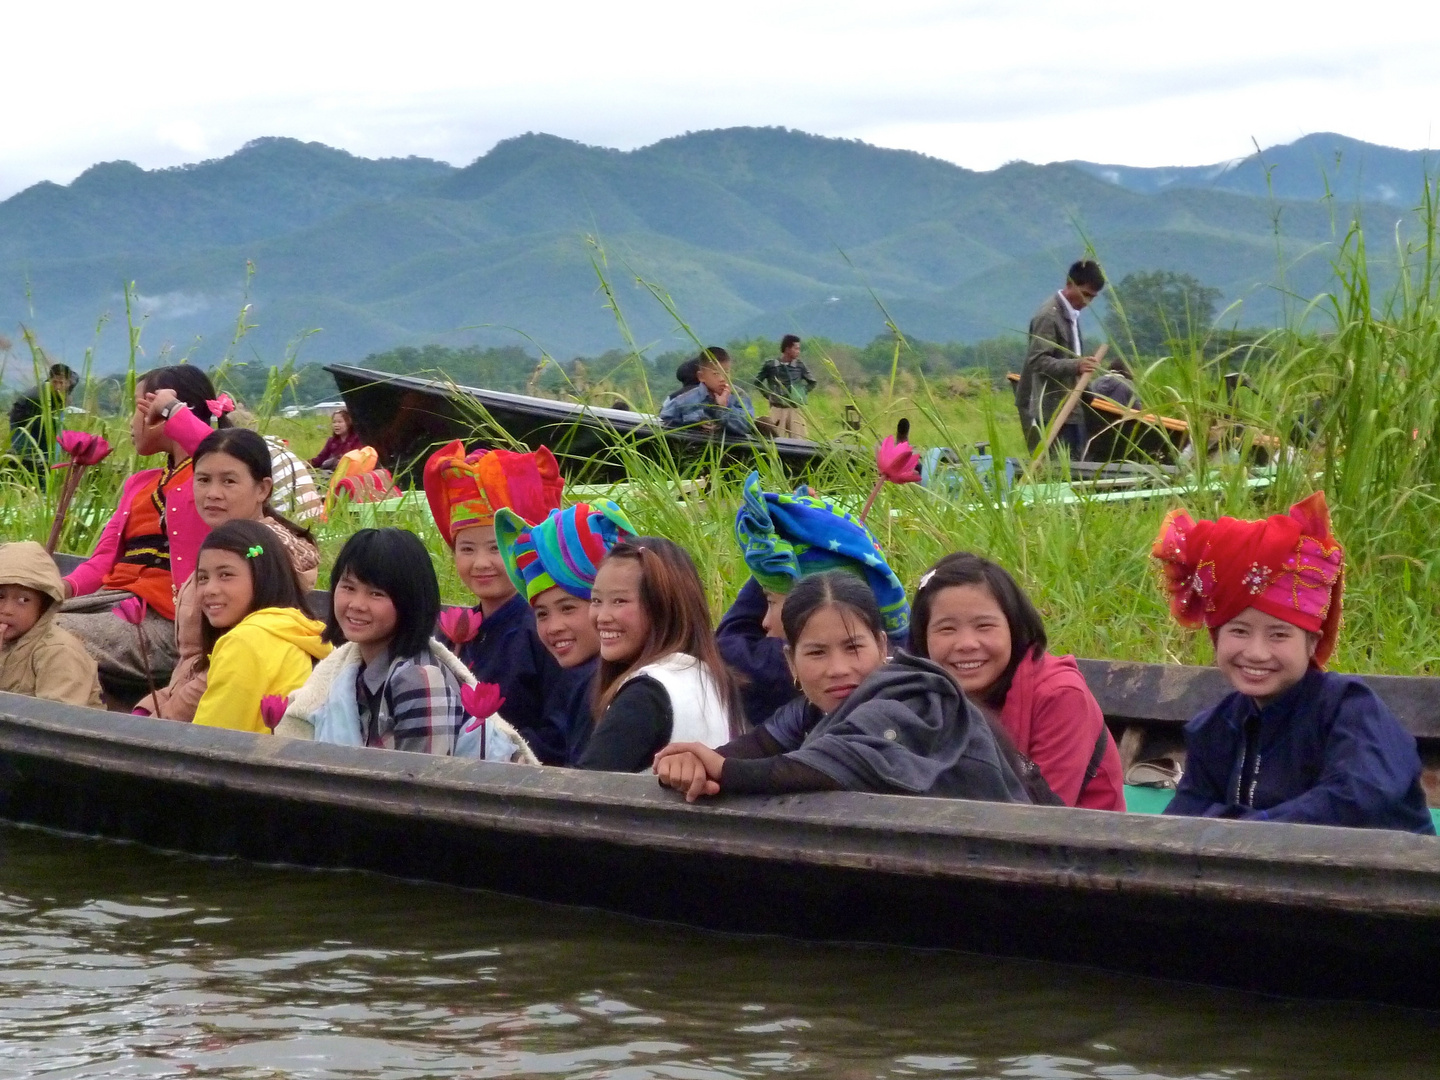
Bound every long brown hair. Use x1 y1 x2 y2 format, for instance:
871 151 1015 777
591 537 744 734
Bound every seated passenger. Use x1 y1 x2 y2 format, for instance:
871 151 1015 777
658 347 755 437
0 541 101 707
655 571 1030 802
720 470 910 725
192 520 331 733
136 428 319 721
423 440 576 764
494 499 638 764
310 408 363 470
577 537 742 772
1153 492 1433 833
58 366 230 691
279 528 532 761
908 552 1125 810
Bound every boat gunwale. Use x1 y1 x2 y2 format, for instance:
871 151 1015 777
2 694 1437 920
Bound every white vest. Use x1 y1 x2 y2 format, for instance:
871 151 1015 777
629 652 733 747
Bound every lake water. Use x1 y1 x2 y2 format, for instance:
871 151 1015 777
0 822 1433 1079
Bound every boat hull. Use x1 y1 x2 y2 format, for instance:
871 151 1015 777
325 364 827 482
1 693 1437 1008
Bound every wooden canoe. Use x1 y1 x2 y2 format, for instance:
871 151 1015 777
325 364 828 483
1 654 1439 1007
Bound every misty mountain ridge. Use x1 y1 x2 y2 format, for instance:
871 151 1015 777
0 128 1431 374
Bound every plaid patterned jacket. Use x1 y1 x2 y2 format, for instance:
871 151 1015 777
356 650 465 755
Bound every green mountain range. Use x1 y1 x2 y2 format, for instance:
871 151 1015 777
0 128 1428 374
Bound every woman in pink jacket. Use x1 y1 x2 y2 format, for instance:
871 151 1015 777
58 366 232 694
908 552 1126 811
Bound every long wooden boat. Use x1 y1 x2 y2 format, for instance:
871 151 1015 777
1 655 1438 1008
325 364 827 482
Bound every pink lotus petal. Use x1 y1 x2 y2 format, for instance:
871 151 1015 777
57 430 113 467
260 695 288 732
113 596 148 625
438 606 480 645
459 682 505 729
875 434 921 485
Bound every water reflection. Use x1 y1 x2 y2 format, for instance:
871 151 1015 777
0 822 1433 1078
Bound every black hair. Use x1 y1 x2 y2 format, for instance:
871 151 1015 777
137 364 232 428
908 551 1048 709
1067 259 1106 292
780 571 886 648
194 427 313 542
324 528 440 659
48 363 76 384
196 519 310 665
674 356 701 389
780 334 801 352
697 346 731 368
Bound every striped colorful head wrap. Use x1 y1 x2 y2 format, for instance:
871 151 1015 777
495 500 638 604
734 470 910 635
422 440 564 547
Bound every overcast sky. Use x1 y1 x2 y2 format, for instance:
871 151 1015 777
3 0 1437 199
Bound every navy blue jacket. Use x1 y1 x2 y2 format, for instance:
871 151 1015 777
454 594 590 767
717 576 910 728
561 655 600 765
1165 667 1434 833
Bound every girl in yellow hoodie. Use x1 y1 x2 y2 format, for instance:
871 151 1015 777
193 519 331 733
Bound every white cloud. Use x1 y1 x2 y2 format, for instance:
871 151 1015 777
0 0 1436 197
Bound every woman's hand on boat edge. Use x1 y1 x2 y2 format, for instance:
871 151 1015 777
654 743 723 802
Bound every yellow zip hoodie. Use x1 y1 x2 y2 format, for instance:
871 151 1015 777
193 606 332 733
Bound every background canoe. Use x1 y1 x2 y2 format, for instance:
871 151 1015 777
0 692 1437 1009
326 363 827 483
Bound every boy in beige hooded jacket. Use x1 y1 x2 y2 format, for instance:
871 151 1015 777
0 541 102 707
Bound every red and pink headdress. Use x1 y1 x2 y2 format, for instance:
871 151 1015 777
1151 491 1345 666
422 440 564 547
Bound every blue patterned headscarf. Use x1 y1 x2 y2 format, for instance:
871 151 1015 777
733 471 910 635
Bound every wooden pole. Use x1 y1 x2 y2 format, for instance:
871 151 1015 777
1034 344 1108 464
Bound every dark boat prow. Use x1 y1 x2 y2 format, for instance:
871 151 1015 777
1 692 1439 1008
325 364 828 483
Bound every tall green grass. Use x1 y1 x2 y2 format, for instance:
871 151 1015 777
7 181 1440 675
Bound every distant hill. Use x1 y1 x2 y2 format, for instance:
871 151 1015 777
0 128 1427 374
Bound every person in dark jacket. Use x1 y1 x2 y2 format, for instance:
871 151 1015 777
1014 259 1105 457
718 471 909 725
1153 491 1434 833
9 363 76 473
755 334 817 438
658 348 755 437
656 572 1030 802
494 498 639 764
309 408 363 470
423 438 579 765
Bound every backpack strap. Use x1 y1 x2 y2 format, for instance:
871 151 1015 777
1078 724 1111 794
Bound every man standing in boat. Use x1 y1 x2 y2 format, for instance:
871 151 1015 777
755 335 816 439
1015 260 1106 458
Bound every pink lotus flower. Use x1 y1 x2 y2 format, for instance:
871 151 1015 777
54 430 113 468
206 393 236 418
439 606 480 645
113 596 148 625
460 682 506 733
875 434 921 485
260 695 288 732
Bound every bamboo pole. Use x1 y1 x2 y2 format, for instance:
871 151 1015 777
1033 344 1108 464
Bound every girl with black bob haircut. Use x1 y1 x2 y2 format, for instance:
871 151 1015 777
281 527 500 757
908 552 1125 810
191 519 330 733
654 570 1030 804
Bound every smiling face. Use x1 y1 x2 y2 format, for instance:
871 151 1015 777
533 585 600 668
923 583 1014 698
1214 607 1317 704
453 524 516 614
331 569 399 662
195 549 255 630
590 558 651 666
0 584 46 642
193 450 272 527
785 603 886 715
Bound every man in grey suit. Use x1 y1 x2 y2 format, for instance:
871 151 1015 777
1015 259 1106 457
